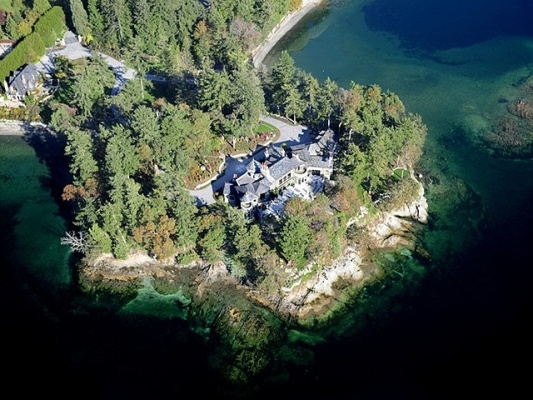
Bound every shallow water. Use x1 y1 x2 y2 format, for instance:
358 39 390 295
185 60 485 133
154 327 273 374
0 135 71 288
267 0 533 239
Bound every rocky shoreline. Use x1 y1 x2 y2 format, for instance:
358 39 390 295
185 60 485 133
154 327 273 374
75 177 429 388
79 177 429 324
0 119 51 135
259 180 429 322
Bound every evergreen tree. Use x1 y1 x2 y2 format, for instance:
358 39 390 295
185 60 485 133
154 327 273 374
277 214 310 265
72 63 105 118
64 127 99 186
317 77 339 128
69 0 91 37
5 12 22 40
298 71 320 125
33 0 51 16
283 83 304 123
99 0 133 49
87 0 104 41
269 50 296 114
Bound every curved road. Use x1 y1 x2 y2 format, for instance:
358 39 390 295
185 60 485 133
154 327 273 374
189 115 314 206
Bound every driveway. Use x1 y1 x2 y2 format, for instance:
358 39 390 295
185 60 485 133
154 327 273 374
189 115 314 205
35 32 137 95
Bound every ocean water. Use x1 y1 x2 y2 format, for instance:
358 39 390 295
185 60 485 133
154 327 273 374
2 0 533 398
261 0 533 397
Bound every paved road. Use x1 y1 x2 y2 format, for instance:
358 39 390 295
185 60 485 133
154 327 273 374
189 116 314 206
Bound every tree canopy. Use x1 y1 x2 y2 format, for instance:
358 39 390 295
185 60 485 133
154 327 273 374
46 2 426 279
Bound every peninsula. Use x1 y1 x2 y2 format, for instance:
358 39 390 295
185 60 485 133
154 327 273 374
0 0 429 391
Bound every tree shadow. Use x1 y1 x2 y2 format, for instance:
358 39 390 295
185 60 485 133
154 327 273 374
22 125 75 227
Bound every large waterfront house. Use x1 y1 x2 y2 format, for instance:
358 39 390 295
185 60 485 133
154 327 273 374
223 129 336 214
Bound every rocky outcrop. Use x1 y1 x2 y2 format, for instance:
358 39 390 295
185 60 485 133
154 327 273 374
367 179 428 248
248 180 429 323
79 178 429 326
0 119 50 135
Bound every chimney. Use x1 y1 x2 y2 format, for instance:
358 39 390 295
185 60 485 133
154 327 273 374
261 162 272 182
264 147 270 159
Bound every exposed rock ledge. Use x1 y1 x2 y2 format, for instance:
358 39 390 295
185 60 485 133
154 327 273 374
79 180 429 325
248 180 429 321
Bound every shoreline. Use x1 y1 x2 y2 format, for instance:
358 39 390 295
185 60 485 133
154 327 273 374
0 120 51 136
252 0 326 69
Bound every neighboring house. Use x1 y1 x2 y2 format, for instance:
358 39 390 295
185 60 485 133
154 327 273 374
223 129 336 215
3 64 41 101
0 39 15 59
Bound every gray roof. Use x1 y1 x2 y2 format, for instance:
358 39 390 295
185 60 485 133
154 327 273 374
268 156 303 181
223 182 235 196
307 155 333 169
7 64 40 96
235 180 270 197
236 171 257 186
246 159 260 173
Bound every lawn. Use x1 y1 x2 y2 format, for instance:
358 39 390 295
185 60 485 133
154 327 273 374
255 121 276 134
392 168 409 180
0 1 15 12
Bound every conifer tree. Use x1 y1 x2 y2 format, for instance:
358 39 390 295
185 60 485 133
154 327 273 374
69 0 91 37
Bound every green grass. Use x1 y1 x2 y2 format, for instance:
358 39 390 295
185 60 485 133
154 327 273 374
0 1 16 12
255 122 276 134
392 168 409 180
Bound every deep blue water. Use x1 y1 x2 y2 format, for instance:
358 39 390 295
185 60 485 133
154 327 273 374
364 0 533 52
261 0 533 398
2 0 533 398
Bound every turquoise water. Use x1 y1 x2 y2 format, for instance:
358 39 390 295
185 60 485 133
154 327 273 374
0 134 71 289
267 0 533 239
260 0 533 397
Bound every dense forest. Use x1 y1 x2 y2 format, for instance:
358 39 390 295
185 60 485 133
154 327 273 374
1 1 426 282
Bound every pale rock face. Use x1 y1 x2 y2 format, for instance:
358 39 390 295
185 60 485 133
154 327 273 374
266 180 429 320
369 181 428 247
393 183 429 223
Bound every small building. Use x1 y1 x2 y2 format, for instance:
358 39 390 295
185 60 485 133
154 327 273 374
223 129 336 215
0 39 15 59
3 64 42 101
